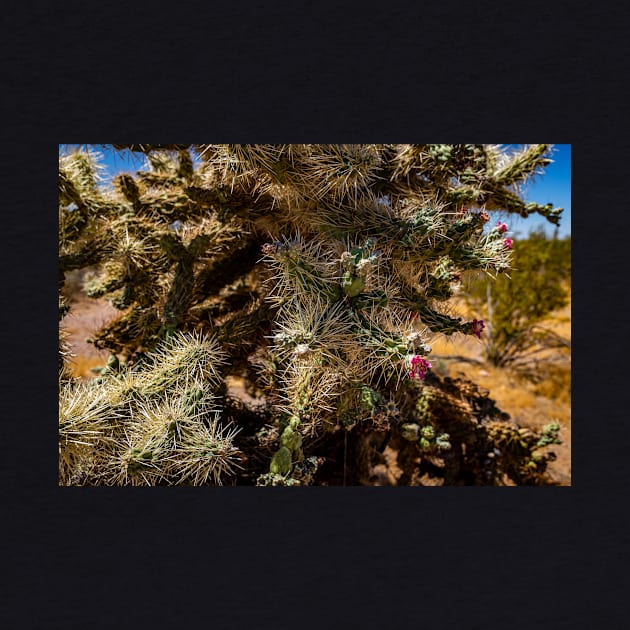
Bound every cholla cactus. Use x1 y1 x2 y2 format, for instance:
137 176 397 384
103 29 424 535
59 144 564 485
397 373 561 485
59 332 240 485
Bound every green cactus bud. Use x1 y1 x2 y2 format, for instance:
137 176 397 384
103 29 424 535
359 386 382 410
390 343 408 355
401 423 420 441
536 422 562 447
420 425 436 440
543 422 561 435
281 425 303 452
270 446 292 475
341 271 365 297
126 448 155 473
436 433 451 450
419 437 432 450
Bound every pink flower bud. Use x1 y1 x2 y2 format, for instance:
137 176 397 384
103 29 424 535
409 355 432 380
471 319 485 339
496 221 508 233
503 238 513 250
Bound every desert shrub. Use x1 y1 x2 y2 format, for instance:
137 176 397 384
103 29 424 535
463 228 571 378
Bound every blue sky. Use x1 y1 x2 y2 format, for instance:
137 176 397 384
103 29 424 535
61 144 571 237
501 143 571 238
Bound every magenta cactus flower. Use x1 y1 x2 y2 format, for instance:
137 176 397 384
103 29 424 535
409 355 432 380
503 237 513 250
471 319 485 339
496 221 508 233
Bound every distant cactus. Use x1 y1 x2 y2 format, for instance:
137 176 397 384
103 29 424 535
59 144 564 485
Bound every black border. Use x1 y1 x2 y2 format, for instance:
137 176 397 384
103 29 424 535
4 1 627 628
